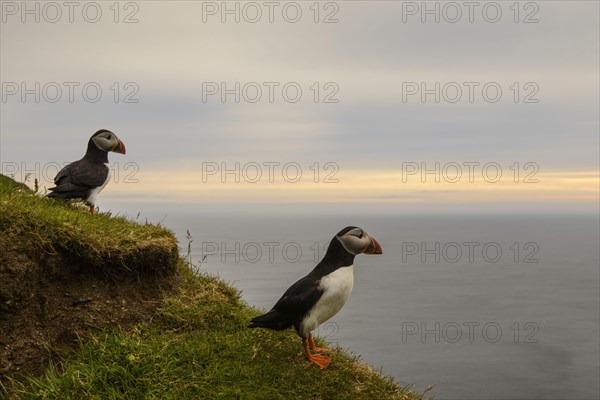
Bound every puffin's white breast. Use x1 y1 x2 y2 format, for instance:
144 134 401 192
87 166 110 206
300 265 354 336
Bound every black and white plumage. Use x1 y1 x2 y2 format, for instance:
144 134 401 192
248 226 382 369
47 129 126 214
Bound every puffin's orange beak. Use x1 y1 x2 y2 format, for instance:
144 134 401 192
363 237 382 255
113 139 126 154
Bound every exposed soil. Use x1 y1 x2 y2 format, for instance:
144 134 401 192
0 236 177 387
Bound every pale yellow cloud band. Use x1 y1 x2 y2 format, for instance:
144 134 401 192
102 168 599 205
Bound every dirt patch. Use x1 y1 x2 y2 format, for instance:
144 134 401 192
0 236 177 387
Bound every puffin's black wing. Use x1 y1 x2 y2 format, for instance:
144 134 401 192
248 273 324 331
47 159 108 199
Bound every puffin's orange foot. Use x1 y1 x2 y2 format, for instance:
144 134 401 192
311 346 332 353
307 353 331 369
304 337 332 369
308 334 332 353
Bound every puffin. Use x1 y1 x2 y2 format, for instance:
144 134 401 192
47 129 126 214
248 226 382 369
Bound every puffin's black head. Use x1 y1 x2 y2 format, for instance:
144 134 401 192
334 226 382 255
89 129 126 154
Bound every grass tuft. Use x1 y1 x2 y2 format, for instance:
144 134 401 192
0 174 178 274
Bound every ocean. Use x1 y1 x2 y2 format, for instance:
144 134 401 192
147 212 600 400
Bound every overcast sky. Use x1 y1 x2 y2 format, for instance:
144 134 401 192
1 1 598 215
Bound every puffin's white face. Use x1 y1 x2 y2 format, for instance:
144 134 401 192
336 226 382 255
92 130 126 154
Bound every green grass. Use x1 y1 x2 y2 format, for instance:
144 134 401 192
0 175 427 399
5 265 424 400
0 174 178 273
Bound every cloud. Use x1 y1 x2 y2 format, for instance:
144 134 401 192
1 1 598 214
88 166 600 205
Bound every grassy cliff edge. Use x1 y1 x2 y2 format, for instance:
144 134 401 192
0 175 426 400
